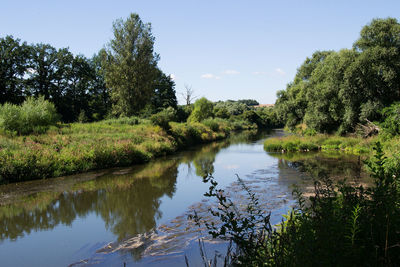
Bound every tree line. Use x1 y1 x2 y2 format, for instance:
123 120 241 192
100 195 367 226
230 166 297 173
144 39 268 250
0 13 177 122
275 18 400 134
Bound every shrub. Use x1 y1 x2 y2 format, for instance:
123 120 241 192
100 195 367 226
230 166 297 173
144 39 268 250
202 118 221 132
77 110 88 123
0 96 59 135
176 105 192 122
150 107 177 130
380 102 400 136
102 116 140 125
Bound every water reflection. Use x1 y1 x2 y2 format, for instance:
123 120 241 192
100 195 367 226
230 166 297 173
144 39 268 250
0 130 260 246
0 159 179 244
270 151 371 183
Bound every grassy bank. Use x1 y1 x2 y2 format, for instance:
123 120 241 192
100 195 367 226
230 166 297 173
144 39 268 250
263 133 400 172
264 134 376 154
0 118 256 183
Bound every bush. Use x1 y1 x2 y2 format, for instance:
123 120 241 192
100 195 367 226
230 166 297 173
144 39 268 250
102 116 140 125
380 102 400 136
0 96 59 135
188 97 214 122
202 118 221 132
150 107 177 130
176 105 192 122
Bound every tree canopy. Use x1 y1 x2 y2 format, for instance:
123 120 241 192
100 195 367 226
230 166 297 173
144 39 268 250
0 13 177 122
103 13 160 116
275 17 400 134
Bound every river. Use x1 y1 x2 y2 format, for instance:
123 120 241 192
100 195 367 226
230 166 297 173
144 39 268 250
0 130 371 266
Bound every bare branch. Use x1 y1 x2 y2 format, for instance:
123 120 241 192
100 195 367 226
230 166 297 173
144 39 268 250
180 84 198 105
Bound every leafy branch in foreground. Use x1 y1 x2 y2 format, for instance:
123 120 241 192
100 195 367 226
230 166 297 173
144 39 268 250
189 175 281 266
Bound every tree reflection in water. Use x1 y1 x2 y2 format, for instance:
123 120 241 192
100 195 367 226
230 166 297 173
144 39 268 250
0 130 265 263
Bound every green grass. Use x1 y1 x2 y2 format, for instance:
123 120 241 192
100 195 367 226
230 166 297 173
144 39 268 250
264 134 375 154
0 118 255 183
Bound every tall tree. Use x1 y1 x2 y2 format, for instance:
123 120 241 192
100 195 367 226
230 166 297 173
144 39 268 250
354 17 400 51
102 13 159 116
0 36 29 104
26 44 59 98
275 18 400 133
87 49 111 120
274 50 332 129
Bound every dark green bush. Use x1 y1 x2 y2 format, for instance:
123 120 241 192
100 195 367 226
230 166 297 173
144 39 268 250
150 107 177 130
242 110 261 125
176 105 192 122
380 102 400 136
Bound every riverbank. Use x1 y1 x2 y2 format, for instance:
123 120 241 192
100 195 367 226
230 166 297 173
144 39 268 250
264 134 376 154
0 118 256 183
264 133 400 176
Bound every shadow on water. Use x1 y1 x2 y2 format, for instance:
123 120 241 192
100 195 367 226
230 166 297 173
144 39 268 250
0 129 372 266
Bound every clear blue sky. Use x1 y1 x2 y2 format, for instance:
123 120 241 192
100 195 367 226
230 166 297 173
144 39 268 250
1 0 399 104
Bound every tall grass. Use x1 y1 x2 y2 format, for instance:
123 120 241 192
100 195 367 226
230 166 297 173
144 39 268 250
264 134 375 154
0 118 254 183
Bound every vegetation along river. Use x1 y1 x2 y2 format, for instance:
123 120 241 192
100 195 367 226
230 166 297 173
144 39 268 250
0 130 372 267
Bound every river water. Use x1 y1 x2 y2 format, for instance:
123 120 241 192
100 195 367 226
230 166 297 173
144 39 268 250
0 130 371 266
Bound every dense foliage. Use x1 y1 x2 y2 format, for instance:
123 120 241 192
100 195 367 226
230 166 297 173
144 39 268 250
275 18 400 134
188 97 214 122
0 13 177 122
150 106 177 130
380 102 400 137
103 14 161 116
0 96 59 135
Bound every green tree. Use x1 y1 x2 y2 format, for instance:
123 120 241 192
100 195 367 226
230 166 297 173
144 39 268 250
304 49 357 133
188 97 214 122
354 17 400 51
151 69 177 112
26 44 62 99
87 49 111 121
339 18 400 131
103 13 159 116
0 36 30 104
275 18 400 134
275 51 332 130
